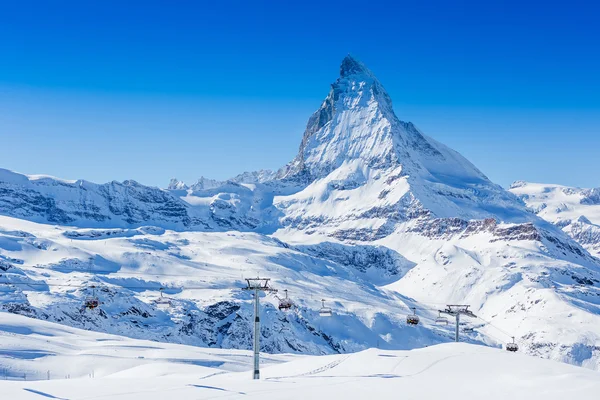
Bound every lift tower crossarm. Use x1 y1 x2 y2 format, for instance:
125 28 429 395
242 278 277 380
439 305 477 343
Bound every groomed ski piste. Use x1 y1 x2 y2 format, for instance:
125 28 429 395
0 312 598 400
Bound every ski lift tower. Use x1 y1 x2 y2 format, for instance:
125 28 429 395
439 305 476 343
242 278 277 380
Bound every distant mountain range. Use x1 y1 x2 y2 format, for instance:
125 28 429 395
510 181 600 258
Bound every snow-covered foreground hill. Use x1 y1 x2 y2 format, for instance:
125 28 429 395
2 55 600 371
0 313 600 400
0 311 296 381
1 312 599 400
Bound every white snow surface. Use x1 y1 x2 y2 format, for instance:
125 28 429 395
1 312 598 399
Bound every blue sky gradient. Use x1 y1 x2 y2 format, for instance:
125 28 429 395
1 0 599 188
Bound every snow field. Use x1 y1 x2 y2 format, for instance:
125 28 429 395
0 311 598 400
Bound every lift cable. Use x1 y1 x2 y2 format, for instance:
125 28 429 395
0 281 525 347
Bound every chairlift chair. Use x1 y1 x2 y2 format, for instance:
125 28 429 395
278 289 293 311
85 297 99 309
435 312 449 325
154 287 172 308
319 299 333 317
84 285 100 310
406 307 420 326
506 337 519 352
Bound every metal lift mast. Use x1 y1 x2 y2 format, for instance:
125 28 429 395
439 305 476 342
242 278 277 379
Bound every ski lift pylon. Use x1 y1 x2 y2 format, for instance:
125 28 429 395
406 307 419 326
319 299 332 317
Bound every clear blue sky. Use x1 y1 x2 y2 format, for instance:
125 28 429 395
1 0 599 188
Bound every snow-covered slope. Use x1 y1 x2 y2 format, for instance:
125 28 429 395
0 215 453 356
1 313 598 399
0 311 294 381
510 181 600 257
1 56 600 372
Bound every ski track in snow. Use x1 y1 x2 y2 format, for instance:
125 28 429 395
0 314 598 400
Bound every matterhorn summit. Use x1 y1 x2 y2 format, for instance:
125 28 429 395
275 55 531 239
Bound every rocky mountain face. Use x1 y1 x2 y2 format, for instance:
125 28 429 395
0 168 275 232
1 56 600 369
0 169 194 229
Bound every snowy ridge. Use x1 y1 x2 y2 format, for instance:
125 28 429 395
510 181 600 257
0 168 273 231
169 170 276 191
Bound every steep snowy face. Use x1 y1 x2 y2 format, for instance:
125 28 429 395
275 55 527 230
510 182 600 257
278 55 400 181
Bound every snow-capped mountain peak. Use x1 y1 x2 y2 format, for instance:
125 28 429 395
277 55 398 182
276 56 525 222
339 54 371 77
168 178 188 190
